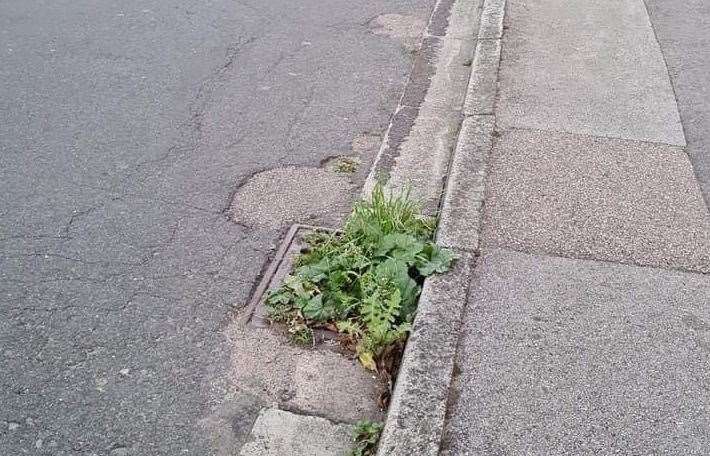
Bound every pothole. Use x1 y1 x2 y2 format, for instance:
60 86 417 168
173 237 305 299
229 167 355 229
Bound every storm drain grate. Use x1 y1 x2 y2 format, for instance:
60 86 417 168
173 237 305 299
244 224 336 329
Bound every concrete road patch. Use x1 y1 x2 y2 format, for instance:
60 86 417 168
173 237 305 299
239 408 354 456
482 129 710 273
227 325 383 425
443 248 710 455
497 0 685 146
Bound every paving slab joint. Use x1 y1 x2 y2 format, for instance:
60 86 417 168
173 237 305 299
375 0 505 454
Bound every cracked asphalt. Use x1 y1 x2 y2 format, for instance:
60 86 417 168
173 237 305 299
0 0 433 453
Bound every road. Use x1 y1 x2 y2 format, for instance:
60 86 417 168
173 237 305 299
645 0 710 204
0 0 432 454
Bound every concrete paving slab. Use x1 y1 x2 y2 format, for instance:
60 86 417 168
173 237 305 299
443 248 710 455
496 0 685 146
239 408 354 456
482 129 710 273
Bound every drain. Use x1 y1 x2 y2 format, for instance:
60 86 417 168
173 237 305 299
244 224 335 329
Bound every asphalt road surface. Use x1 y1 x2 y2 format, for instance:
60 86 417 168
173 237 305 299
0 0 432 454
645 0 710 204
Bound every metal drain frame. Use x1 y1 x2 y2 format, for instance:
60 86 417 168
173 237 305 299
243 223 337 329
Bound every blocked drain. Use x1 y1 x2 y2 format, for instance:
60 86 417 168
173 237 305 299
245 224 335 330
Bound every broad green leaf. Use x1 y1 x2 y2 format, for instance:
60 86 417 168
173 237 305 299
265 289 292 307
373 258 419 317
417 244 455 276
301 294 324 320
297 263 328 282
375 233 424 264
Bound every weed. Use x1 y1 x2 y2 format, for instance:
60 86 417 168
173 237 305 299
289 324 314 346
335 157 360 174
349 420 384 456
265 184 454 371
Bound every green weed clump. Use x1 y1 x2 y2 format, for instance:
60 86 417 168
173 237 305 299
334 157 360 174
349 420 384 456
266 184 454 370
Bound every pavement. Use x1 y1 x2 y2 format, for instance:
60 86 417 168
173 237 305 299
444 249 710 455
441 0 710 454
0 0 437 454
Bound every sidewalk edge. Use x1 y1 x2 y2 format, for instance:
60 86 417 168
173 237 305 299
375 0 505 454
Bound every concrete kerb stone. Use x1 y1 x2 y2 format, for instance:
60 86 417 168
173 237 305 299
375 251 476 455
463 39 501 115
239 408 355 456
477 0 505 40
442 0 485 40
464 0 504 116
436 115 494 252
375 0 506 454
